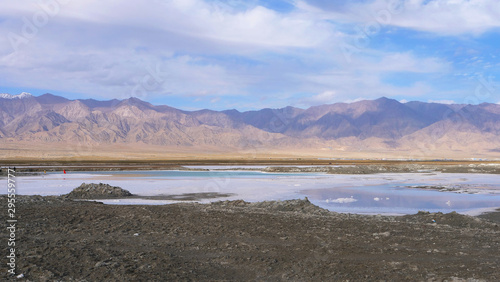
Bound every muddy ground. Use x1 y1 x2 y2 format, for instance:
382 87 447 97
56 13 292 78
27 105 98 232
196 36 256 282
262 163 500 174
1 196 499 281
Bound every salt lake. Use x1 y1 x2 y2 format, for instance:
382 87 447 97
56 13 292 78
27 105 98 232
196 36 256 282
14 168 500 215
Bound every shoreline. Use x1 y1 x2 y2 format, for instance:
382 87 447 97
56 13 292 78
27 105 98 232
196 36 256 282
6 193 500 220
2 160 500 175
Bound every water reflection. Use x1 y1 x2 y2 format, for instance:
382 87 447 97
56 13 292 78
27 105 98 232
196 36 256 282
304 184 500 215
17 170 500 215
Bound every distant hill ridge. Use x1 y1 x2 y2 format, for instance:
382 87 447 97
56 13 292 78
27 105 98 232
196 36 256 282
1 93 499 158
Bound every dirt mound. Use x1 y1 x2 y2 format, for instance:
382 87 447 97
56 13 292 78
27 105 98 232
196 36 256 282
251 198 330 215
211 198 331 215
64 183 133 199
211 199 250 207
399 211 498 229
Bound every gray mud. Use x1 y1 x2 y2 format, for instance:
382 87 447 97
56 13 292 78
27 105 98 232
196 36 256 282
1 195 499 281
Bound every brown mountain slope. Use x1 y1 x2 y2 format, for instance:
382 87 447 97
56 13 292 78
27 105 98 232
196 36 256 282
1 93 499 159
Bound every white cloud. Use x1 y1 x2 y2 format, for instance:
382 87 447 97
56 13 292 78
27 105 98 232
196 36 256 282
393 0 500 35
297 70 434 102
0 0 494 109
370 52 450 73
342 97 368 104
0 0 332 50
325 0 500 35
0 48 251 100
299 90 337 105
0 0 338 102
428 99 457 104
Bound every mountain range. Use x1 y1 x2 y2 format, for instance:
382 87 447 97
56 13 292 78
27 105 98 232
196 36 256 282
1 92 500 159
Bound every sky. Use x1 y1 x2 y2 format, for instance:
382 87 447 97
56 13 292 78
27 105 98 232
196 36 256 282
0 0 499 111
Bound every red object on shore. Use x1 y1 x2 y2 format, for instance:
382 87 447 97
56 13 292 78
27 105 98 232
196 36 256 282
63 170 66 174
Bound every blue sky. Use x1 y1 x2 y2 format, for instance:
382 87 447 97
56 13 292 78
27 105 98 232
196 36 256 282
0 0 499 110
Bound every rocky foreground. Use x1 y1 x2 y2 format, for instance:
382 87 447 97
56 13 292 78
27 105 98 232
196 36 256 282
1 194 499 281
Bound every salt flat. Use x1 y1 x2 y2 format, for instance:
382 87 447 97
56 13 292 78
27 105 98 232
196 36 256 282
15 170 500 215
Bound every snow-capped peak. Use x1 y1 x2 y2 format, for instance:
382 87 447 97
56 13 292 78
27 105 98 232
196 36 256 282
0 92 33 99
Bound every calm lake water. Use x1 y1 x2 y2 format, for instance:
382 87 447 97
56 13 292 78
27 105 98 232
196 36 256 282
15 169 500 215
